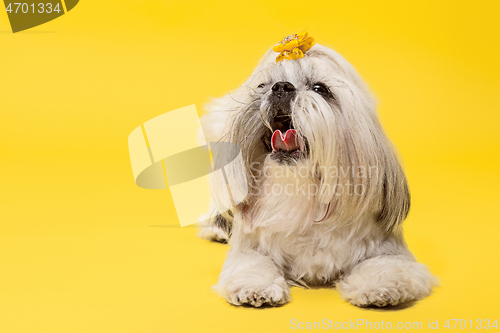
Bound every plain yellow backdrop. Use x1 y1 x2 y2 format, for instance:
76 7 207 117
1 1 499 332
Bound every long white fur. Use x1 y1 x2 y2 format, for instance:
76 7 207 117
201 43 437 307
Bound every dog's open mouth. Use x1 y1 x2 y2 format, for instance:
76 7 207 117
271 129 302 152
261 112 306 161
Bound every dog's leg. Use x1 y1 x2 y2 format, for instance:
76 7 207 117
337 254 436 307
214 248 290 307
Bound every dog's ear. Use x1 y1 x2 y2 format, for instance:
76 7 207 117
376 161 411 234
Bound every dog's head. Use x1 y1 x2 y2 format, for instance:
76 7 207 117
203 36 410 233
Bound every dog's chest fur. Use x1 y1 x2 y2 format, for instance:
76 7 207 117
249 221 404 285
236 162 407 285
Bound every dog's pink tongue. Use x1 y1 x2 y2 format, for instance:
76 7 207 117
271 129 302 152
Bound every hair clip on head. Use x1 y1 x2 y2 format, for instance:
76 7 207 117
273 32 315 63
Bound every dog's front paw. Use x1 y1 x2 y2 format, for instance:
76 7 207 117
339 286 404 307
224 278 290 307
337 255 436 307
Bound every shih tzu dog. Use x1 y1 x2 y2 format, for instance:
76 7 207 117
199 33 436 307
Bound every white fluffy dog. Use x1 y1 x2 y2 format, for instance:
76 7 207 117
199 34 436 307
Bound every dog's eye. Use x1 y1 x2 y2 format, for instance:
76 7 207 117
312 83 329 95
257 83 266 89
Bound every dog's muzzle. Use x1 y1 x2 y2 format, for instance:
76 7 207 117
261 82 306 162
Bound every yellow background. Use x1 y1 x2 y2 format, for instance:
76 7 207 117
1 0 499 332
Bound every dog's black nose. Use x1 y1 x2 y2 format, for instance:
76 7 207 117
269 81 296 116
272 81 295 96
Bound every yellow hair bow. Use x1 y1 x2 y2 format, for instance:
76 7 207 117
273 32 315 63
